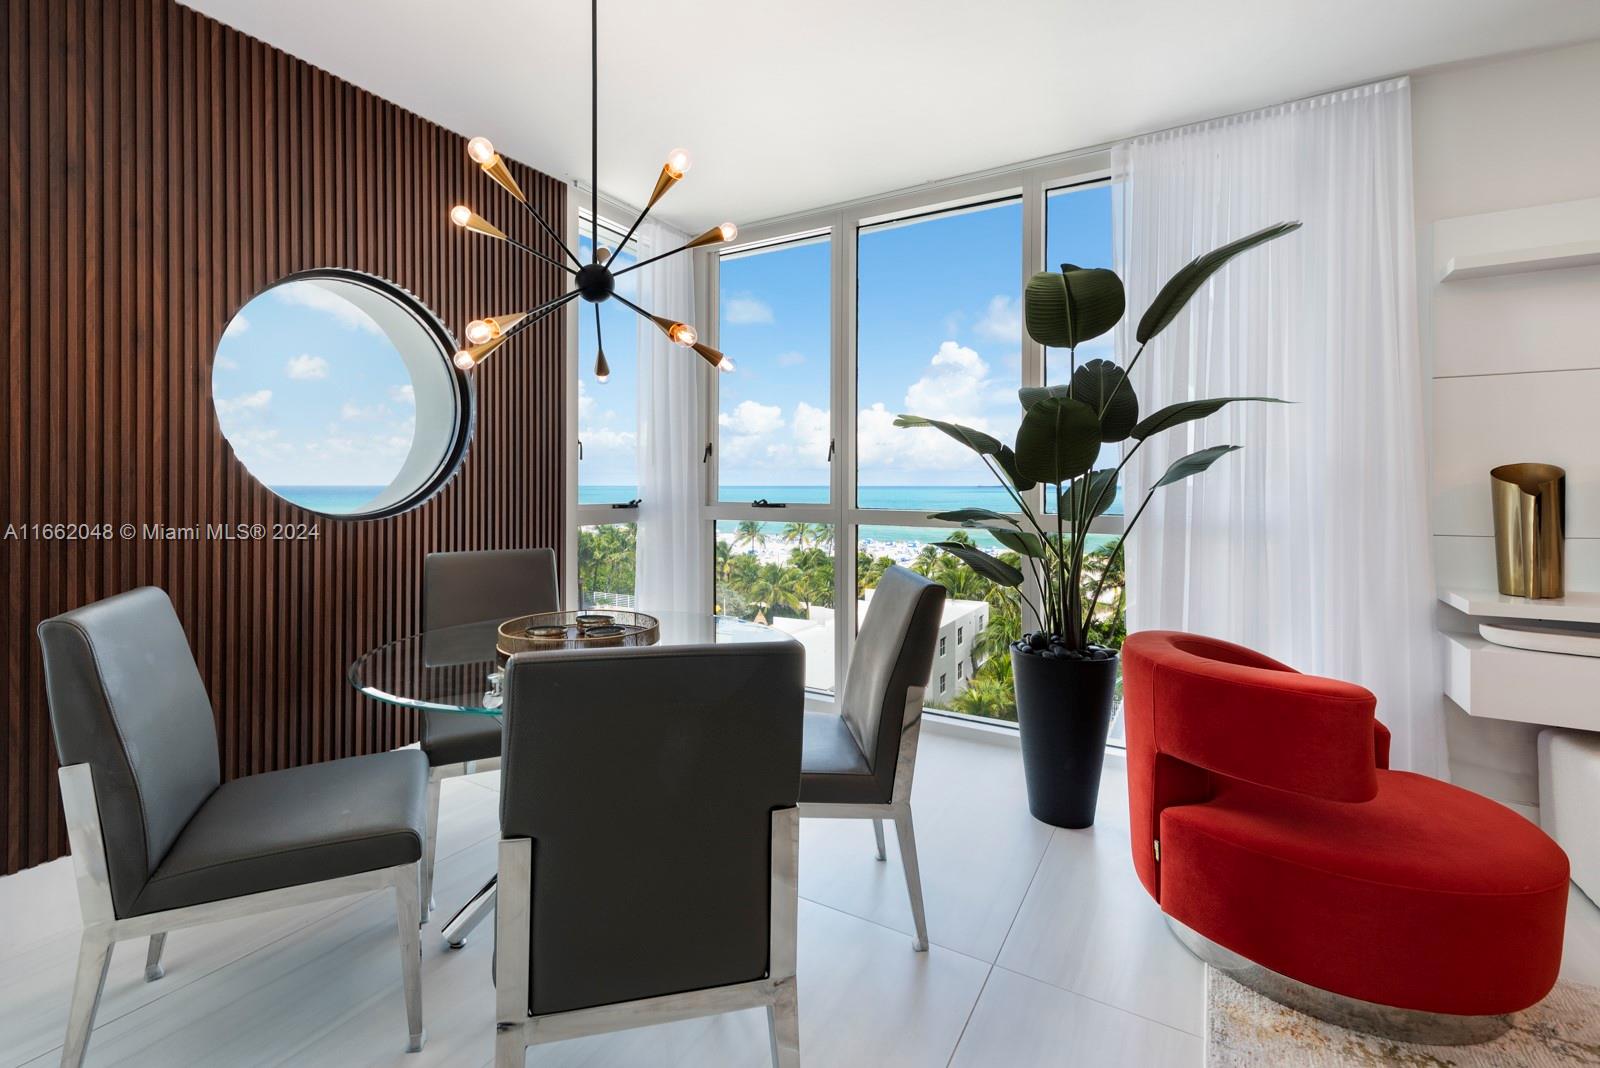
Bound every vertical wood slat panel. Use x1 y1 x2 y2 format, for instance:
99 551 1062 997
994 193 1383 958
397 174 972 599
1 0 566 875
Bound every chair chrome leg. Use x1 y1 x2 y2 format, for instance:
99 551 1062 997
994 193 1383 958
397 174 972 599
443 876 498 949
62 931 113 1068
494 1025 527 1068
894 808 929 952
144 932 167 981
421 773 442 922
393 865 426 1053
872 818 887 862
766 979 801 1068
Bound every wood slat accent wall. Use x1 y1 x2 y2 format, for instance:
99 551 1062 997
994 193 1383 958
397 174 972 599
0 0 566 874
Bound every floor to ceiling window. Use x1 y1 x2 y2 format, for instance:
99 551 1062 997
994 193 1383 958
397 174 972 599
693 156 1124 730
576 212 641 608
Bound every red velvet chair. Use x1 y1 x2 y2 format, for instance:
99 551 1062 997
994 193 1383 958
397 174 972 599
1122 630 1570 1043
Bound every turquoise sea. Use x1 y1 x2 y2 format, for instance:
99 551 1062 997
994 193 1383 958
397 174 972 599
270 485 386 512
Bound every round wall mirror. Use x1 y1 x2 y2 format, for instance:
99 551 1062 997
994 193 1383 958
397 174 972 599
211 269 473 518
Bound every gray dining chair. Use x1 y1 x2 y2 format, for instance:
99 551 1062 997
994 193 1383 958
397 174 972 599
38 587 428 1067
419 548 558 919
798 565 945 951
493 640 804 1068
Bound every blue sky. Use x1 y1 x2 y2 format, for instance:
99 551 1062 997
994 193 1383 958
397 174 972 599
576 229 642 493
212 282 417 488
577 182 1116 507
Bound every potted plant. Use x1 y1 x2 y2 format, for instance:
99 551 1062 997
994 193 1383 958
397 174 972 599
896 221 1300 827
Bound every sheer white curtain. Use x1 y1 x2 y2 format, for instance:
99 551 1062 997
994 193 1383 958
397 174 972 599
634 219 711 612
1114 78 1445 776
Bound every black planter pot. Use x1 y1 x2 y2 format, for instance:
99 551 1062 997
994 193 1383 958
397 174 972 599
1011 644 1120 828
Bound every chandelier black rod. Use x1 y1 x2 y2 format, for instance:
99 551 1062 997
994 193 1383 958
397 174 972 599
591 0 598 257
517 200 584 268
612 236 697 277
606 291 658 323
504 234 579 276
502 289 584 343
603 205 653 270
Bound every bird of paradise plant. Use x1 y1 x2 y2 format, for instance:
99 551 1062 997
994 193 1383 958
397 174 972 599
895 222 1300 657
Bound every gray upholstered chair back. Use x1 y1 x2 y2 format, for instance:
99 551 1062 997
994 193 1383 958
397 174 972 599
37 587 221 917
499 640 804 1016
840 566 945 786
422 548 559 630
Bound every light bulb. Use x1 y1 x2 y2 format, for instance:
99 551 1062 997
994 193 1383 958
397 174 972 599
450 205 472 227
718 222 738 242
718 355 735 373
665 147 692 179
465 319 494 345
453 350 476 370
467 136 496 165
667 322 697 346
596 246 611 263
595 348 611 383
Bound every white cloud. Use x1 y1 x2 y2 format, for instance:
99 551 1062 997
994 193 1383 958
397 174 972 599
389 383 415 405
340 401 392 421
582 426 637 451
776 351 806 367
214 354 239 371
222 313 250 338
856 340 1018 473
215 389 272 415
790 402 830 457
719 399 785 436
974 295 1021 342
722 294 773 325
285 353 330 380
275 282 384 335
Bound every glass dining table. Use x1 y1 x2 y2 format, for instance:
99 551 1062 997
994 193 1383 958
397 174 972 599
348 610 797 947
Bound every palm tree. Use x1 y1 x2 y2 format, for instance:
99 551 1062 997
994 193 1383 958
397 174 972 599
733 520 767 554
780 522 813 549
714 539 733 581
748 563 801 622
807 523 835 552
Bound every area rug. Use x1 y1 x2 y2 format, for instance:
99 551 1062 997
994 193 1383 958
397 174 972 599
1206 968 1600 1066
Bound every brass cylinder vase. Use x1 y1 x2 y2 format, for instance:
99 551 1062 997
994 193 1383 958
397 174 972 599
1490 463 1565 598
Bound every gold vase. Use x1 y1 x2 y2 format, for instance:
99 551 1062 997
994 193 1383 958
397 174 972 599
1490 463 1565 599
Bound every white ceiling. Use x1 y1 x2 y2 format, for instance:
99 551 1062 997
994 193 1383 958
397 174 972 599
181 0 1600 231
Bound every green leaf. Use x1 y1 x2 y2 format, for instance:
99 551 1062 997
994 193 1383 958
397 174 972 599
934 541 1024 588
894 414 1003 456
993 446 1037 493
1025 266 1126 348
929 508 1020 526
1136 222 1301 344
1155 444 1242 487
1131 396 1287 440
1018 384 1071 411
1060 468 1120 521
1071 359 1139 442
1015 396 1101 484
985 528 1048 558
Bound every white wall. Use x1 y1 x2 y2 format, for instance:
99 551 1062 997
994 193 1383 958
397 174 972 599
1414 39 1600 804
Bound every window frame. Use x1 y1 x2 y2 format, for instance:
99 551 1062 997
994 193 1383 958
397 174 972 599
691 151 1123 721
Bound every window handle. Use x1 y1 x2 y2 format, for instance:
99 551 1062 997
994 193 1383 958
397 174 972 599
703 443 713 464
578 440 584 460
613 498 641 509
751 498 786 509
828 438 835 462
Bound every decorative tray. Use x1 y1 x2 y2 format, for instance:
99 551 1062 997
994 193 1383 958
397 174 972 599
496 610 660 656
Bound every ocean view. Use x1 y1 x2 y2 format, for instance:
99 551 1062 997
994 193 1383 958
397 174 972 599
269 485 387 513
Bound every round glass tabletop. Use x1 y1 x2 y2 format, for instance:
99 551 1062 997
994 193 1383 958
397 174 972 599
348 611 794 716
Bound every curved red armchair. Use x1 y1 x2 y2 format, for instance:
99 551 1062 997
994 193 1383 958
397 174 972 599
1123 631 1569 1039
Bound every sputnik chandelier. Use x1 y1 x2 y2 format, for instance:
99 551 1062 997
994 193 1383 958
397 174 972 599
447 0 736 381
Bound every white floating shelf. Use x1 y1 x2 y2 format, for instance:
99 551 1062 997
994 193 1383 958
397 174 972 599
1440 588 1600 626
1444 632 1600 729
1434 196 1600 283
1438 239 1600 282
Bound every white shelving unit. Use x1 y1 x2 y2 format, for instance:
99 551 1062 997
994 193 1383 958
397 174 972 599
1440 588 1600 728
1433 196 1600 283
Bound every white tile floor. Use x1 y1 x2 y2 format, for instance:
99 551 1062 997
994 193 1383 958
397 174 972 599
2 724 1598 1067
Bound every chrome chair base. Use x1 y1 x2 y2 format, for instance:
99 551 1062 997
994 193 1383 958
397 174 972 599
1166 915 1513 1046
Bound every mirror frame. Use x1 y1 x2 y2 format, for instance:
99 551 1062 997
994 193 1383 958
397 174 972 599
213 267 476 521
